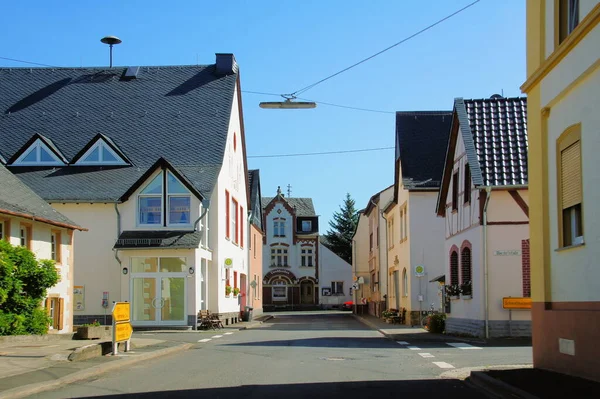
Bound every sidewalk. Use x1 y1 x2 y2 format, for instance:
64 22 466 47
353 313 532 346
354 313 600 398
0 315 271 399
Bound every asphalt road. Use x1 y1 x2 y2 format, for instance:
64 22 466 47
27 312 532 398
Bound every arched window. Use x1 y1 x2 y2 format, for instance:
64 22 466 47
402 268 408 297
450 251 459 286
461 246 472 296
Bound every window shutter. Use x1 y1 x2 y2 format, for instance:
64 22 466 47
561 141 582 209
45 298 51 315
225 191 230 239
240 206 244 248
58 298 64 330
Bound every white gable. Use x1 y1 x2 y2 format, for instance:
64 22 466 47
75 138 127 165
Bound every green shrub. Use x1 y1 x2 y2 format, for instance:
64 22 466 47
0 240 59 336
427 313 446 334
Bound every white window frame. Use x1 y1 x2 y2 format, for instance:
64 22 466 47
20 227 28 248
272 280 287 301
231 199 238 244
273 219 286 237
301 248 314 267
301 220 312 232
13 139 64 166
331 281 344 295
51 232 60 262
271 247 288 267
75 140 127 165
137 171 193 227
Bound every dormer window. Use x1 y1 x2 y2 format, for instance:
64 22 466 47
138 170 191 226
13 138 65 166
75 138 127 165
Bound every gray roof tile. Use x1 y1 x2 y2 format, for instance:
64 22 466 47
0 64 237 201
262 196 316 216
0 163 82 228
395 111 452 188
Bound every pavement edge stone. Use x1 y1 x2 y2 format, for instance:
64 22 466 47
467 371 540 399
0 343 193 399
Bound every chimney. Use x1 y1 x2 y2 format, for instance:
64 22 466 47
215 53 238 76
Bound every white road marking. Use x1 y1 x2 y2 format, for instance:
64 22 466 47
198 338 212 343
433 362 455 369
212 335 223 338
418 353 435 358
396 341 409 345
446 342 482 350
224 332 234 335
407 346 421 350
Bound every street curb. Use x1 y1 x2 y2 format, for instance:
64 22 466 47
351 314 486 344
237 315 274 330
67 340 145 362
467 371 540 399
0 343 193 399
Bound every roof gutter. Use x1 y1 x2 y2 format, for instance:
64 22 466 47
0 208 87 231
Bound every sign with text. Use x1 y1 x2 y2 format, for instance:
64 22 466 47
502 297 532 310
114 322 133 342
495 250 521 256
112 302 130 322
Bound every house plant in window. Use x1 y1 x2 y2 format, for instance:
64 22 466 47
445 284 460 299
225 285 232 297
459 281 472 299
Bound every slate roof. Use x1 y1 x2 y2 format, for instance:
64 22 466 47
262 196 316 217
395 111 452 189
0 163 83 229
248 169 263 230
0 62 238 201
113 230 202 249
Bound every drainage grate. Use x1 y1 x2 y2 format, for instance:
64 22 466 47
319 357 347 361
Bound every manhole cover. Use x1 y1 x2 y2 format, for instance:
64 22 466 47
319 357 346 361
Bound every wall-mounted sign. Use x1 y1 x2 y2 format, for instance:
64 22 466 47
357 276 364 284
415 265 425 277
495 250 521 256
74 286 84 311
502 297 532 310
224 258 233 268
322 287 331 296
353 275 358 282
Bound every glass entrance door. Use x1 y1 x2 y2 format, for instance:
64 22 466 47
159 276 186 322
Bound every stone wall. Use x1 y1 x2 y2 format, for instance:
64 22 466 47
446 317 531 338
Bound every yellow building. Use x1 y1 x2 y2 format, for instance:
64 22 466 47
522 0 600 381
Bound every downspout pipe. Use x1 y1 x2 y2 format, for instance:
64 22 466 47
482 187 492 339
194 199 211 232
380 210 390 311
114 202 123 304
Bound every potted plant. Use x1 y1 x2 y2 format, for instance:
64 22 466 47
460 281 472 299
225 285 232 296
76 320 105 339
233 287 241 296
381 310 396 323
445 284 460 299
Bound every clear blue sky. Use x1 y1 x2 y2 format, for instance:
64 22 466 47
0 0 525 230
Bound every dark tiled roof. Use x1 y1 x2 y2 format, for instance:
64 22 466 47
0 163 82 229
0 64 237 201
395 111 452 189
248 169 263 230
458 97 528 186
113 230 202 249
262 196 316 216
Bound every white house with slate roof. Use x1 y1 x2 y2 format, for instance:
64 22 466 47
435 96 530 338
0 54 251 328
0 164 85 333
383 111 451 326
261 188 320 311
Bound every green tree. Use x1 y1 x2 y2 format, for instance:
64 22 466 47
324 193 359 264
0 240 58 336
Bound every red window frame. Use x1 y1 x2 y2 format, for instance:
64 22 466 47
225 190 230 239
240 206 244 248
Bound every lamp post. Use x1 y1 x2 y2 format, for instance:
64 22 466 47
260 95 316 109
100 36 122 68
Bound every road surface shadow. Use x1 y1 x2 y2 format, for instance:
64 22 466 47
77 379 486 398
222 336 407 349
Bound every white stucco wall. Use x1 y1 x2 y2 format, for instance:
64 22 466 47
352 212 370 303
210 81 249 314
52 203 119 318
408 191 446 313
319 243 352 307
545 66 600 302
